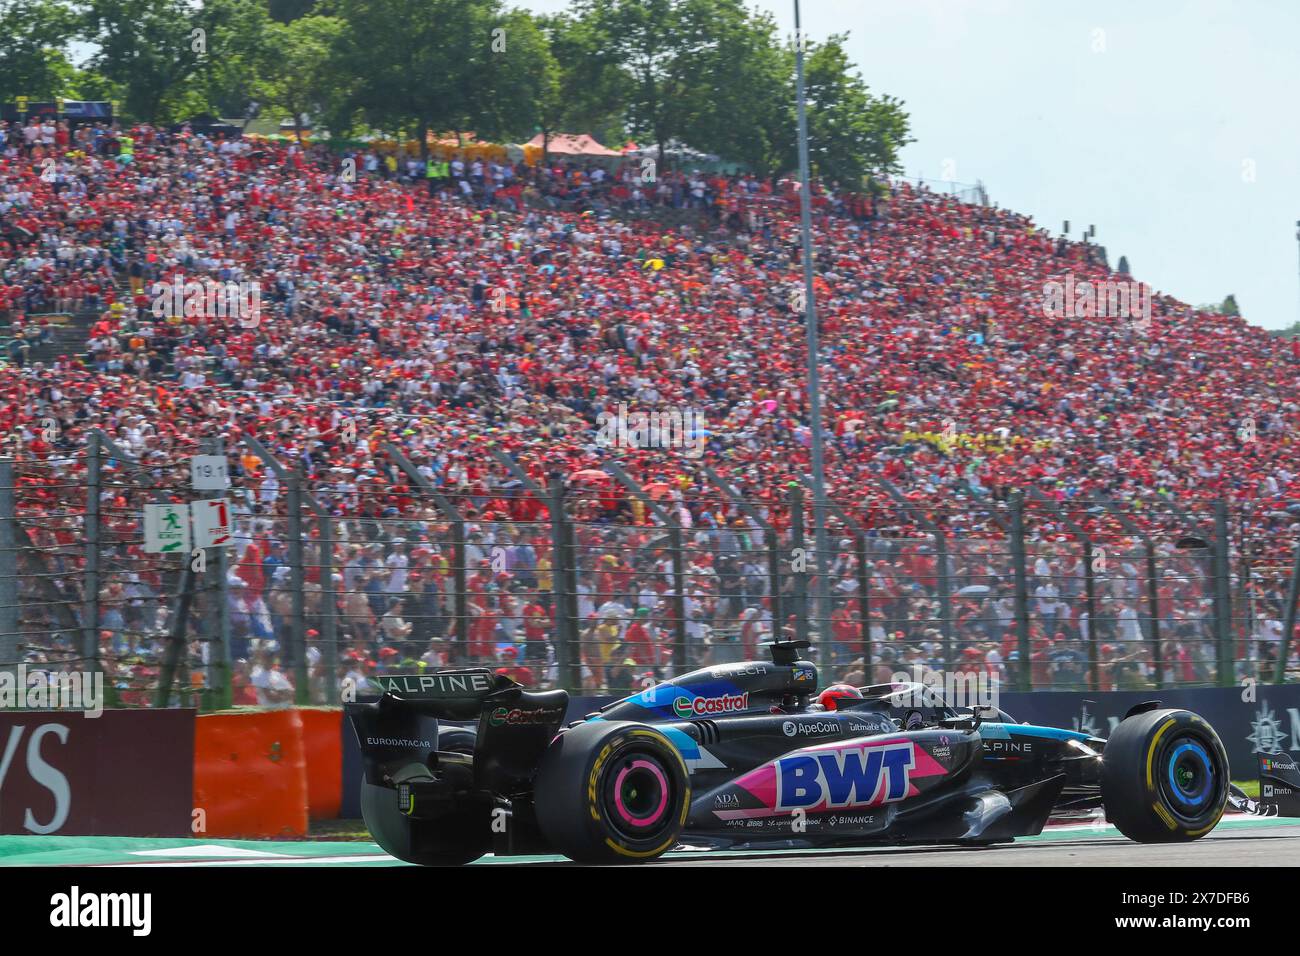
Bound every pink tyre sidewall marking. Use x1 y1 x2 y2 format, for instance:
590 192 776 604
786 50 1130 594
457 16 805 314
612 758 670 827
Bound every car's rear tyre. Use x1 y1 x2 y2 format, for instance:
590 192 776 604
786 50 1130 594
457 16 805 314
360 780 492 866
360 729 490 866
534 720 690 864
1101 708 1228 842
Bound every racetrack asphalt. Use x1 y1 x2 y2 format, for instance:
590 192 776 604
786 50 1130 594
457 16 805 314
4 816 1297 866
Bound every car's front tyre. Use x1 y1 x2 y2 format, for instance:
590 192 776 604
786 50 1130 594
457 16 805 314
1101 708 1228 842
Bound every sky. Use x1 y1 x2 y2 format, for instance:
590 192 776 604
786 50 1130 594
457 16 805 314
520 0 1300 330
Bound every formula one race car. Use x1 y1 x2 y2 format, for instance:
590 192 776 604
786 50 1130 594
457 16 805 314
345 640 1232 865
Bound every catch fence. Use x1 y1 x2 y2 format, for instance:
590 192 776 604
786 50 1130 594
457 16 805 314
1 432 1297 710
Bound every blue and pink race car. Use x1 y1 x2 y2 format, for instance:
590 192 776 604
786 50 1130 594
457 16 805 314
347 639 1238 864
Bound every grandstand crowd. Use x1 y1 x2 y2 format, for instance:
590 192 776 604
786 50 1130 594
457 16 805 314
3 119 1300 704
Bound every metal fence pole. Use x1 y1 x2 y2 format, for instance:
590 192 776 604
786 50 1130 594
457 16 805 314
767 528 783 640
599 462 689 673
0 459 17 677
875 478 950 664
1094 494 1164 689
667 520 688 674
1082 538 1099 692
84 430 101 676
855 532 872 675
319 511 339 701
381 441 467 666
287 469 308 704
1145 540 1164 690
1276 537 1300 683
1010 491 1032 691
933 528 953 668
1026 488 1097 691
700 465 780 645
788 486 810 646
199 435 232 708
451 517 467 666
549 478 579 689
155 567 195 708
1213 500 1233 687
799 477 873 673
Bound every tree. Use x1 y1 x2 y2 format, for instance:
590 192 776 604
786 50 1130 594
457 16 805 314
674 2 789 177
785 33 911 186
270 0 317 23
574 0 698 166
84 0 208 122
536 11 628 155
255 15 345 145
0 0 81 101
329 0 547 158
194 0 275 120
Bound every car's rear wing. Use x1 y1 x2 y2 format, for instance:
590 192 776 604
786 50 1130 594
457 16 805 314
347 669 570 792
369 668 501 720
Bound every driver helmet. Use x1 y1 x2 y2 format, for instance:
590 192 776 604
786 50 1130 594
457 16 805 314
816 683 863 711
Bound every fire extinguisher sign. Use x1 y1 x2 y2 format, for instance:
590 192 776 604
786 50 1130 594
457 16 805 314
191 499 234 548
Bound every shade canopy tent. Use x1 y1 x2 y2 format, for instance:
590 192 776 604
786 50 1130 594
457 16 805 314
522 132 625 166
524 132 623 157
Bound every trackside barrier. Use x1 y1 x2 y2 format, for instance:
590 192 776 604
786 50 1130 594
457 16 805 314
298 707 344 819
193 709 309 837
0 709 194 837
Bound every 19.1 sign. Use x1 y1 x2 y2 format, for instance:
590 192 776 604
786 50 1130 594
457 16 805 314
190 454 229 490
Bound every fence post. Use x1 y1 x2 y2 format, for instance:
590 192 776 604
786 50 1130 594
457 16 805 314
199 435 232 708
318 510 339 701
1082 538 1099 692
0 459 17 677
287 469 308 704
667 520 688 673
933 528 953 669
1010 491 1031 691
856 532 872 675
83 430 101 677
766 528 783 640
875 478 950 665
549 478 579 690
1213 500 1233 687
798 476 873 673
1094 493 1165 689
788 486 810 646
599 463 689 674
380 441 467 666
451 517 467 667
699 465 781 647
1276 537 1300 683
1145 540 1164 690
1026 487 1097 691
155 567 196 708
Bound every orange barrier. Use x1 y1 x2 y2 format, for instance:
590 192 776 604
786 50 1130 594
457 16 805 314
193 710 309 838
298 708 344 819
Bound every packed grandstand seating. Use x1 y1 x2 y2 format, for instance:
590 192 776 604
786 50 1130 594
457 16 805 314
2 120 1299 704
